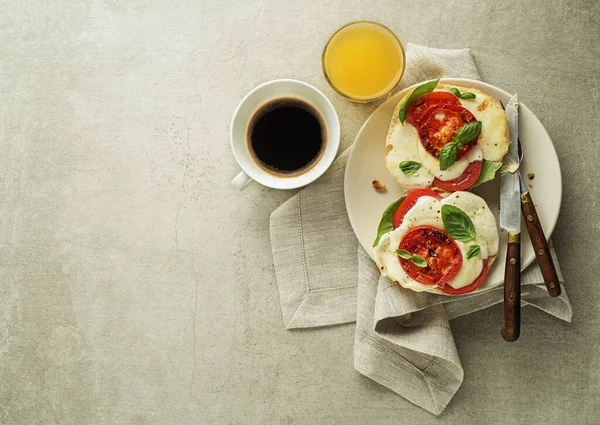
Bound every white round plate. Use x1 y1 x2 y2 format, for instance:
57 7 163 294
344 78 562 293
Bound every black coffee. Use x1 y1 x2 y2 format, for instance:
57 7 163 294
248 98 326 175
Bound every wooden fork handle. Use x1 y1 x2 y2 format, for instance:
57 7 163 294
521 191 561 297
501 231 521 342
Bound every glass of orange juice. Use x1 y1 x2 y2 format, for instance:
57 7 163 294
322 21 405 103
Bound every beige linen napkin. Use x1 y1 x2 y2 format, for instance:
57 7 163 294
270 43 572 415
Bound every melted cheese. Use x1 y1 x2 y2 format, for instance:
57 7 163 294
459 92 509 162
385 125 434 190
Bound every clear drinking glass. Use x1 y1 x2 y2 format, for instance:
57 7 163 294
322 21 406 103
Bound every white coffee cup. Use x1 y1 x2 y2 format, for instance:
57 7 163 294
230 79 340 190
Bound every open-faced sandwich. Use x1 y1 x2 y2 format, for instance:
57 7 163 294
386 79 509 192
373 189 499 295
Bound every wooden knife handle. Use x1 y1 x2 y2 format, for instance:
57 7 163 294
521 192 561 297
501 232 521 342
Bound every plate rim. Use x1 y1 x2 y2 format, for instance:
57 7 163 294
344 77 562 291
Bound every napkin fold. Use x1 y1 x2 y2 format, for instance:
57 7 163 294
270 43 572 415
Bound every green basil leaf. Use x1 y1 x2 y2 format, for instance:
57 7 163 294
472 160 502 187
439 142 458 170
373 197 405 247
439 121 481 170
466 244 481 259
449 88 476 99
449 87 461 97
395 249 412 260
399 160 422 175
441 204 476 242
398 79 440 125
411 255 428 268
456 121 482 143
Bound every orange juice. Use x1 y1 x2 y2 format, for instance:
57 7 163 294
322 22 405 102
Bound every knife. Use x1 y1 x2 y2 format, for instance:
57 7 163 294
519 169 561 297
500 93 521 342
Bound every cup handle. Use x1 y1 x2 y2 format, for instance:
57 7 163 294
231 170 253 190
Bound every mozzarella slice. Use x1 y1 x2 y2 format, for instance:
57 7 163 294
443 191 499 258
385 125 434 190
459 92 508 162
375 195 442 292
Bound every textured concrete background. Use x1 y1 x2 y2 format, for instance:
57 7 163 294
1 0 599 423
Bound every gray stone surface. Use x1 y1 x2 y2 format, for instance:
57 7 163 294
1 0 598 423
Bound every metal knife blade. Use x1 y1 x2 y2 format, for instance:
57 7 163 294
500 174 521 232
500 93 521 342
500 93 521 234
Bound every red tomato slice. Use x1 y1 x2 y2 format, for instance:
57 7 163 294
433 160 482 191
406 91 461 128
442 260 489 295
392 189 442 229
397 226 462 286
418 105 479 160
